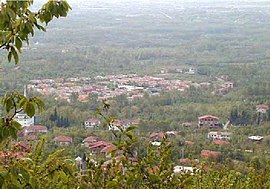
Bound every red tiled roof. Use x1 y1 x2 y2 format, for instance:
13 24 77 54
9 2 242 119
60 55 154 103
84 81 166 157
198 115 219 120
150 132 164 139
83 136 99 143
24 125 48 131
256 104 269 109
86 118 100 123
201 150 221 160
89 141 109 149
100 145 117 153
54 135 72 143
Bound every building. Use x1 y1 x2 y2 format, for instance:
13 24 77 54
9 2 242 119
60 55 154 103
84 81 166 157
207 131 231 140
84 118 101 128
248 136 264 142
54 135 73 145
89 141 110 154
201 150 222 161
198 115 221 128
149 132 165 141
224 82 234 89
14 113 35 127
108 119 132 131
256 104 269 114
23 125 48 135
83 136 100 146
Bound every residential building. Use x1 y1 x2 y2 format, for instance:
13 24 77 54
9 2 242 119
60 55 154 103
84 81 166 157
201 150 221 160
108 119 132 131
14 113 35 127
198 115 221 128
224 82 234 88
84 118 101 128
54 135 73 145
89 141 110 154
149 132 165 141
248 136 264 142
23 125 48 135
256 104 269 114
207 131 231 140
83 136 100 146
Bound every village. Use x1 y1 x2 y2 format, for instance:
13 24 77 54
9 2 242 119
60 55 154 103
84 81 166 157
12 102 270 174
27 72 234 102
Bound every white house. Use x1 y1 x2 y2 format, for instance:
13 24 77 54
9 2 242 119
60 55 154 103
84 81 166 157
248 136 263 142
14 113 35 127
207 131 231 140
84 118 101 128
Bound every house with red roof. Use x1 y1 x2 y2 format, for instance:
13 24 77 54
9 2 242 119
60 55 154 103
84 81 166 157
201 150 222 161
54 135 73 145
23 125 48 135
89 141 110 154
256 104 269 114
149 132 165 141
84 118 101 128
108 119 132 131
198 115 221 128
83 136 100 146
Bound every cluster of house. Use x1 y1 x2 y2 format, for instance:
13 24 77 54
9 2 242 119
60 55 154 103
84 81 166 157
84 118 140 131
211 75 234 95
149 131 177 146
82 136 116 157
160 68 196 75
27 73 218 102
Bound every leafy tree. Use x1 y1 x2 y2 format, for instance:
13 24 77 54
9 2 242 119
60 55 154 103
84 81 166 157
0 0 71 63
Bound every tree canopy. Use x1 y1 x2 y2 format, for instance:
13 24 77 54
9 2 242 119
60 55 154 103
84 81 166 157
0 0 71 63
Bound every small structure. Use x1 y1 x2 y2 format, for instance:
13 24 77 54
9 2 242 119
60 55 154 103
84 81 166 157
174 166 196 175
151 141 161 146
201 150 221 161
248 136 264 142
89 141 110 154
54 135 73 145
224 82 234 89
23 125 48 135
14 113 35 127
149 132 165 142
84 118 101 128
108 119 132 131
207 131 231 140
182 122 194 127
198 115 221 128
83 136 100 146
256 104 269 114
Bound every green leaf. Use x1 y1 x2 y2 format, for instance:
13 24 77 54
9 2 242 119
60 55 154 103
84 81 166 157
5 97 13 113
15 37 22 52
18 97 27 108
11 120 22 131
8 51 12 62
6 8 15 20
125 125 137 132
23 101 35 117
10 46 19 64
